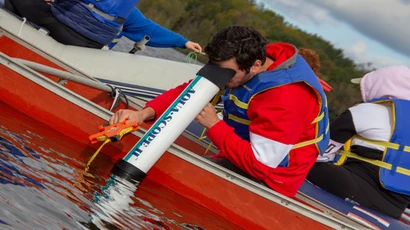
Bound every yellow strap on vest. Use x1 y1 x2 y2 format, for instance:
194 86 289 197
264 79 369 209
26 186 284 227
227 111 326 149
334 154 348 166
225 92 328 150
291 111 326 149
292 135 324 149
228 105 329 126
311 112 324 124
355 135 410 152
227 114 325 149
338 150 410 176
229 94 249 110
397 167 410 176
228 114 251 125
334 139 352 165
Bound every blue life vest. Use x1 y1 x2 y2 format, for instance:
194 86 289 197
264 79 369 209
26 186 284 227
336 98 410 195
221 54 330 167
51 0 139 45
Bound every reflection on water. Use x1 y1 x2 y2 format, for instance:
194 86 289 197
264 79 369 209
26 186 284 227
0 125 89 229
0 101 238 230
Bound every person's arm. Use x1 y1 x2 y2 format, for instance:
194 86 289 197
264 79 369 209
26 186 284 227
109 81 190 125
122 8 188 48
206 89 307 181
145 81 190 120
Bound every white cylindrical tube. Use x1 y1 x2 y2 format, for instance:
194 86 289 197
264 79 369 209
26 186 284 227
127 75 217 172
111 63 235 182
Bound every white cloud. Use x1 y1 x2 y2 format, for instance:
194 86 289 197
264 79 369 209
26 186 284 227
346 41 367 56
259 0 338 25
306 0 410 58
345 41 404 68
260 0 410 58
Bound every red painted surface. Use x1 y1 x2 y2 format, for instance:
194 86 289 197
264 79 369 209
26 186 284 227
0 34 330 229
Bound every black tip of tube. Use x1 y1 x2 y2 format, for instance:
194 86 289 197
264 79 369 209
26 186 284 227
197 62 236 89
111 159 146 182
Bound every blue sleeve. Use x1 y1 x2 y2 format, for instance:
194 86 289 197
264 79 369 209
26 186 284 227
121 8 188 48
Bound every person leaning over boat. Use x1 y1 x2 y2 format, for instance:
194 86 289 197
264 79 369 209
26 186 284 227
307 66 410 219
109 26 331 197
3 0 202 52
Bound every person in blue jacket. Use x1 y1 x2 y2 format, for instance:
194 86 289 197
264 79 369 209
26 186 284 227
3 0 202 52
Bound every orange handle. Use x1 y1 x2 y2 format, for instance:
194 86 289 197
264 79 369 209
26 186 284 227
89 120 139 144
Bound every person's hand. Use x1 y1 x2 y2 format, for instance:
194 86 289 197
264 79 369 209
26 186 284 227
185 41 202 53
195 103 220 129
109 108 155 125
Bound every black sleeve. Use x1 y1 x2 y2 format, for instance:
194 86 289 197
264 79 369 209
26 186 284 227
330 109 357 143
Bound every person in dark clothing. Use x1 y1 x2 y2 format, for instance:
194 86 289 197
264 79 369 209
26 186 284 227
307 65 410 219
4 0 104 48
3 0 202 51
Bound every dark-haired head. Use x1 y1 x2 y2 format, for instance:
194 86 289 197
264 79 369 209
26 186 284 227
205 26 268 73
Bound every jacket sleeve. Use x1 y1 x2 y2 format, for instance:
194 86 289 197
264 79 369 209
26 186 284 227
145 81 191 120
206 88 308 180
329 109 356 143
122 8 188 48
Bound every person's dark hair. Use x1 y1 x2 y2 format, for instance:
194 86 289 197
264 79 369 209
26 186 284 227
205 26 268 73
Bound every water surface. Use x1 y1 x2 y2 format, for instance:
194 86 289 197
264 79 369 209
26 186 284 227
0 100 240 230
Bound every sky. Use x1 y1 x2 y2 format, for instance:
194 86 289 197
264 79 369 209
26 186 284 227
258 0 410 68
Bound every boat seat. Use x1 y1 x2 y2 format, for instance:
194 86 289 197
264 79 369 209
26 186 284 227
299 180 410 229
